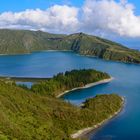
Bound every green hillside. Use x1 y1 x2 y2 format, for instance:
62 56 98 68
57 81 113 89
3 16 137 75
0 29 65 54
0 29 139 63
0 69 123 140
0 81 123 140
58 33 140 63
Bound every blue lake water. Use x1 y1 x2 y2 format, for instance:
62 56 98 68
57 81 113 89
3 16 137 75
0 51 140 140
16 81 33 89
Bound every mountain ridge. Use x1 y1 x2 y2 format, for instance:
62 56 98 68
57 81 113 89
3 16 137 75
0 29 140 63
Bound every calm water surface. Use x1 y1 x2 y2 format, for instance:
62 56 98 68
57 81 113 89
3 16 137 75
0 51 140 140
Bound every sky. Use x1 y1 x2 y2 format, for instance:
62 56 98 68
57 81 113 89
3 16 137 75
0 0 83 12
0 0 140 14
0 0 140 49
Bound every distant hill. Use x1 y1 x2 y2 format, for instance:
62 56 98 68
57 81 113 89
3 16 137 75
0 29 140 63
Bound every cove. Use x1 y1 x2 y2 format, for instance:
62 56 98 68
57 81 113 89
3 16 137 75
0 51 140 140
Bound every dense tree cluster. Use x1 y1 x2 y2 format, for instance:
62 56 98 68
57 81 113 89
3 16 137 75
31 69 110 96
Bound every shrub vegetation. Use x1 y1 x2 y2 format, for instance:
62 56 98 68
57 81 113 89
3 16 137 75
0 69 123 140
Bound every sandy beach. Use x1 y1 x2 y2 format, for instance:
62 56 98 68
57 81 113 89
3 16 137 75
56 77 114 98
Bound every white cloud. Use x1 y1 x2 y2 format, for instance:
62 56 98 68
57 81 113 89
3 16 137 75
0 0 140 38
82 0 140 38
0 5 79 33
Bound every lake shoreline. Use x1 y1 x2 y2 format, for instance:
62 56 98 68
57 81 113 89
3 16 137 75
56 77 114 98
71 96 125 139
0 50 72 56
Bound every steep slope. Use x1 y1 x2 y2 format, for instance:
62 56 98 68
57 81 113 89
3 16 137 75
0 29 140 63
59 33 140 63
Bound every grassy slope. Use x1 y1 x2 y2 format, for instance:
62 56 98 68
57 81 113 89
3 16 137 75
0 29 140 63
0 82 123 140
0 29 66 54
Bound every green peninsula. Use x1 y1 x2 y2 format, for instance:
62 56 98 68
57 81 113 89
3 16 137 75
0 69 124 140
31 69 110 97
